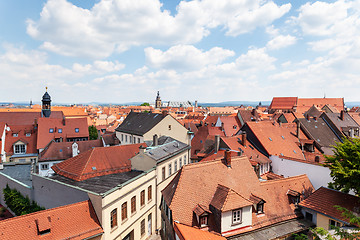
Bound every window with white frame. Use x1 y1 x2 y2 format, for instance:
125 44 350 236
232 209 242 224
168 163 172 176
41 164 49 170
174 160 177 171
14 144 26 154
179 158 182 168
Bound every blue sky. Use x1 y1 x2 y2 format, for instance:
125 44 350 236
1 0 360 104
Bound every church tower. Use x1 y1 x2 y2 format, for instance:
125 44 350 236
41 87 51 118
155 91 162 109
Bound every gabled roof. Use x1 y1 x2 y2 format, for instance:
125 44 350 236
37 117 89 149
245 121 305 160
299 187 360 225
39 139 103 162
115 111 166 136
0 111 64 125
210 185 253 212
5 125 37 155
0 200 103 240
269 97 298 110
162 156 314 235
174 222 226 240
322 112 360 130
304 105 322 119
298 117 341 149
52 143 146 181
297 98 344 114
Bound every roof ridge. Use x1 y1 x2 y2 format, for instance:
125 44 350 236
80 148 96 180
0 200 90 223
260 174 308 185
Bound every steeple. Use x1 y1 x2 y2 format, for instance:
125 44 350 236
155 91 162 109
42 87 52 117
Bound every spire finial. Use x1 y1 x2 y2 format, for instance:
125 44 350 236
46 86 48 92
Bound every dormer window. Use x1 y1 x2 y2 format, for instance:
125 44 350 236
232 209 242 224
256 203 264 214
14 144 26 154
200 216 208 227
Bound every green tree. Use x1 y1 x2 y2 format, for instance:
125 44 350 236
88 125 98 140
324 137 360 196
140 102 150 106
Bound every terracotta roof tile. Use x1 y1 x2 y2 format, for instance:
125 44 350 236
52 143 146 181
37 117 89 149
162 156 314 234
39 139 103 162
174 222 226 240
0 200 103 240
5 125 37 155
210 185 253 212
269 97 298 110
297 98 344 114
299 187 360 225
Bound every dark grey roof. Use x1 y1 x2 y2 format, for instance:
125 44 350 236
323 112 359 129
304 105 322 118
0 164 32 187
299 118 341 148
145 137 190 163
50 170 143 194
115 111 166 136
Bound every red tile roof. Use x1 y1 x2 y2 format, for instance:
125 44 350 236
0 200 103 240
52 143 146 181
297 98 344 114
174 222 226 240
0 111 64 125
269 97 298 110
162 156 314 235
210 185 253 212
299 187 360 225
5 125 37 155
39 139 103 162
37 117 89 149
246 121 305 160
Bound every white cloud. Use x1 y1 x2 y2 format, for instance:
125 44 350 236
145 45 235 71
27 0 290 58
266 34 297 50
295 0 351 36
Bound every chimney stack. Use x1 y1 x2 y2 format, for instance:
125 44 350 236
340 110 345 121
296 121 300 138
153 134 158 146
215 135 220 154
306 114 310 121
63 116 66 126
225 150 231 168
241 132 247 146
221 122 224 131
139 145 146 154
72 142 79 157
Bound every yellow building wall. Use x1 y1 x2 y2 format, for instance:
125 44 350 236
317 213 343 230
100 170 157 240
144 115 191 146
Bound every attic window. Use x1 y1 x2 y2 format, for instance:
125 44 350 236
12 133 18 137
256 203 264 214
39 229 51 236
58 128 62 133
168 125 171 130
75 128 79 133
200 216 208 227
26 133 31 137
233 125 237 129
49 128 54 133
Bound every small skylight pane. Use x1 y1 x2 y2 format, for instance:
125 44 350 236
293 150 297 153
281 136 285 139
92 167 97 171
315 126 318 128
269 137 272 141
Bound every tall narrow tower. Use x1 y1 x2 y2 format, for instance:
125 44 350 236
41 87 52 118
155 91 162 109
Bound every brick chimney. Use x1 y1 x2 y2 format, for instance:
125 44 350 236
241 132 247 146
215 135 220 154
225 150 231 168
153 134 158 146
296 121 300 138
340 110 345 121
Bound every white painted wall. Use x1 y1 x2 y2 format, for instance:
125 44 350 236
270 155 332 190
221 206 252 233
38 160 62 177
117 132 143 145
